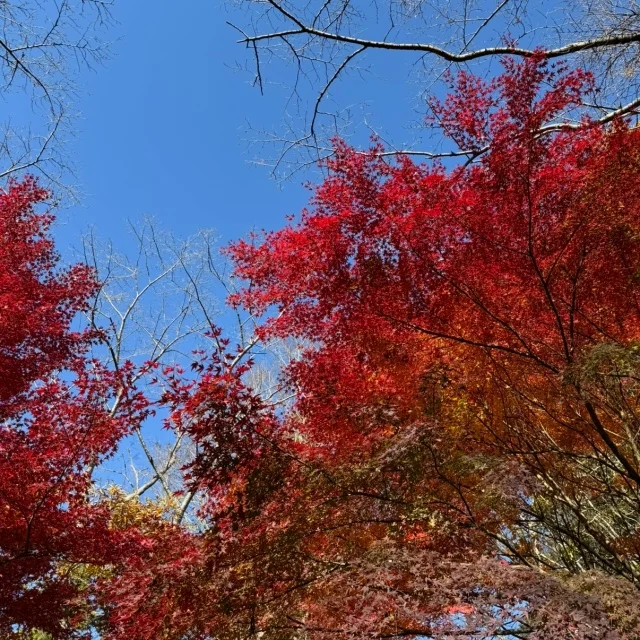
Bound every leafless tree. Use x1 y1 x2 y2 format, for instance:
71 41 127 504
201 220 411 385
80 219 301 529
228 0 640 176
0 0 114 194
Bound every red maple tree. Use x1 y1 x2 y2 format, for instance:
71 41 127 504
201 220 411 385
100 58 640 639
0 179 146 637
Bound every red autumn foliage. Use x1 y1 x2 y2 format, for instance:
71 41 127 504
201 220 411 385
0 180 146 637
5 57 640 639
0 179 94 414
100 58 640 639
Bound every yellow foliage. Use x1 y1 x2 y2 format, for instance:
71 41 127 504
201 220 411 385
98 485 179 530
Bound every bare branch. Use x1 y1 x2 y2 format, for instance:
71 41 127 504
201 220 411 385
230 0 640 176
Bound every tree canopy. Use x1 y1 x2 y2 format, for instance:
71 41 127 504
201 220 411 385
0 56 629 639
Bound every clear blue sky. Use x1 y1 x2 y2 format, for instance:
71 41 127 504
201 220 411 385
56 1 430 251
61 1 304 246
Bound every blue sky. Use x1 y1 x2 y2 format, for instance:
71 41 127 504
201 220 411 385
60 1 306 246
56 1 427 252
